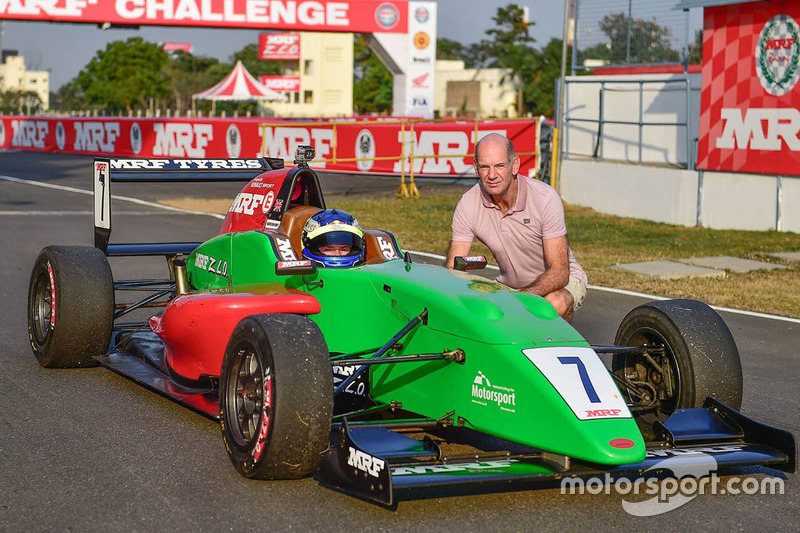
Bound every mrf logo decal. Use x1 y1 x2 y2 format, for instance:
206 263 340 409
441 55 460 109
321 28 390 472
585 409 622 418
376 235 398 259
194 253 228 277
152 123 213 157
471 371 517 413
229 191 275 215
347 447 385 478
756 14 800 97
11 120 48 148
73 121 120 153
272 236 297 261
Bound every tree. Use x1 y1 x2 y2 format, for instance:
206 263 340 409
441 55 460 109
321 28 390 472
687 29 703 65
51 78 85 112
230 43 284 78
352 34 393 114
76 37 170 114
0 89 41 114
437 37 467 61
479 4 538 115
597 12 680 64
163 50 222 116
482 3 536 67
524 38 571 116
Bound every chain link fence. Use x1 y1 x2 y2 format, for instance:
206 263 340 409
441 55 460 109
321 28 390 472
573 0 701 72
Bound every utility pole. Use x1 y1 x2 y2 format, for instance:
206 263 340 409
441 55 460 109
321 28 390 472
555 0 571 193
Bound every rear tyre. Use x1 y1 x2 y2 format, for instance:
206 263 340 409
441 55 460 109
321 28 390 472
219 314 333 479
612 299 742 439
27 246 114 368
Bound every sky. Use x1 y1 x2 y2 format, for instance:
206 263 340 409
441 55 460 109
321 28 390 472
0 1 567 90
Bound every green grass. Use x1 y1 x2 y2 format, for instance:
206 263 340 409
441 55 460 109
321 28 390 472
334 195 800 318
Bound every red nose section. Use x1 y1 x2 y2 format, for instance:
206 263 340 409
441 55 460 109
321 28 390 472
218 168 292 234
150 291 320 380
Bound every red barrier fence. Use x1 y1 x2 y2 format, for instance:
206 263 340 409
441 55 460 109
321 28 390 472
0 116 539 179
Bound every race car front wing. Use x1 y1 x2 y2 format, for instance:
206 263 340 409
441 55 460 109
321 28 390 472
316 398 796 506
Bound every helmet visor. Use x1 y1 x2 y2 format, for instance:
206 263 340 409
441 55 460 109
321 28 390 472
306 231 363 257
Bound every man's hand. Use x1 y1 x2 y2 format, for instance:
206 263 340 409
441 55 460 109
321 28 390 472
522 235 574 321
445 240 473 268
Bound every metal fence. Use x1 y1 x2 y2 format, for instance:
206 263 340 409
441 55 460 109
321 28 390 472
573 0 699 72
563 77 699 169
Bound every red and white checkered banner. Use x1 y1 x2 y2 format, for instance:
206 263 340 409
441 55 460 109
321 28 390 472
0 117 539 177
697 0 800 175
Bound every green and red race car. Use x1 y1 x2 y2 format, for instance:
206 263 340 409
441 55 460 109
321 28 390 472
27 149 795 506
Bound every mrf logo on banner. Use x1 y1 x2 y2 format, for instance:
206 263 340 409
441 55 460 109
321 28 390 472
259 33 301 60
697 1 800 175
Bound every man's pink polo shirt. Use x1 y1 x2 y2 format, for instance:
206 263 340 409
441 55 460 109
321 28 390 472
451 175 587 289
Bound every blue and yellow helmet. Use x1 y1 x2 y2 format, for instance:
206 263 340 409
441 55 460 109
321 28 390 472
301 209 365 268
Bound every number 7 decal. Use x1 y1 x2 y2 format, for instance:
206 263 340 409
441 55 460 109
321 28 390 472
558 356 601 403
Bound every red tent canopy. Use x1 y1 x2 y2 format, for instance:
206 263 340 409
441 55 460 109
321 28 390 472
193 61 284 102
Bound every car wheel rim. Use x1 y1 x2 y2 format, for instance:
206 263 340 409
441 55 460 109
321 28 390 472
618 327 681 421
32 267 55 343
226 346 273 456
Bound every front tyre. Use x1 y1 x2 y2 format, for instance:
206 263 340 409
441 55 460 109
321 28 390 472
27 246 114 368
612 299 742 439
219 314 333 480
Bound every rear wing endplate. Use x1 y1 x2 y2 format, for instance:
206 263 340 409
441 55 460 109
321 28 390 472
93 157 283 254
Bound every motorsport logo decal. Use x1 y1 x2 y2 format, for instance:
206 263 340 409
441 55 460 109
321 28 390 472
226 124 241 158
412 73 430 89
130 122 142 154
471 371 517 413
355 129 375 172
375 2 399 30
756 14 800 96
55 121 66 151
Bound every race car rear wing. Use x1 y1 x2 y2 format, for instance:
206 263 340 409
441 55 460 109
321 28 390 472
92 157 283 255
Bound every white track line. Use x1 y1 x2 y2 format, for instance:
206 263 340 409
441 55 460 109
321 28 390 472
0 211 194 216
5 174 799 324
0 175 225 219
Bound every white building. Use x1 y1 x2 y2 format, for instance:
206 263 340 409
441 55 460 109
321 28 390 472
262 32 353 118
434 60 518 118
0 53 49 110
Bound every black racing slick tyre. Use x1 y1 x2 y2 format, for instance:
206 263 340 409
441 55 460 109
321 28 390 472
612 299 743 439
27 246 115 368
219 314 333 480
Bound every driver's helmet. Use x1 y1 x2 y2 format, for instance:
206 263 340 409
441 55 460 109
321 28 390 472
301 209 365 268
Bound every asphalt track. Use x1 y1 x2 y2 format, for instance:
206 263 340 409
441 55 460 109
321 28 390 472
0 152 797 531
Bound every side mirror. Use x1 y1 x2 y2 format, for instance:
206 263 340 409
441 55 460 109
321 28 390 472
453 255 488 271
275 259 316 276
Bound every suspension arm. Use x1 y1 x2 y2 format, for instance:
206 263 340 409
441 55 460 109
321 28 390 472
333 308 428 397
